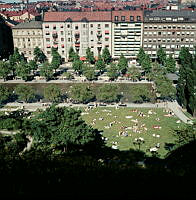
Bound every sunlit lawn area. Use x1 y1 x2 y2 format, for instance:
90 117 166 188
82 107 184 158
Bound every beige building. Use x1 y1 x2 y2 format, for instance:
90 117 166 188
12 20 43 60
143 10 196 59
43 11 113 62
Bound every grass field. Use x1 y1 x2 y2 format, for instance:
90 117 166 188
81 107 184 158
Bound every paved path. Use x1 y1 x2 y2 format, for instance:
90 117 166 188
0 79 153 84
0 101 193 124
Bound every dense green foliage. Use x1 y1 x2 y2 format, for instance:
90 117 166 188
14 85 35 103
96 84 119 103
177 47 196 117
69 84 95 103
102 47 112 64
44 85 62 103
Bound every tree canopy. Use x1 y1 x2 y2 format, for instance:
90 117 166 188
15 85 35 103
44 85 62 103
69 84 95 104
86 47 95 64
102 47 112 64
33 47 46 63
117 54 128 75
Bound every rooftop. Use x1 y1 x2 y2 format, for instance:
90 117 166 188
12 20 42 29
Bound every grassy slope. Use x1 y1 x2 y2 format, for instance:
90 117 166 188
82 107 184 158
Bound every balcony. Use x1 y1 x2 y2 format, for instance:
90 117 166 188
75 43 80 47
75 32 80 38
97 32 102 37
52 32 58 38
75 40 80 44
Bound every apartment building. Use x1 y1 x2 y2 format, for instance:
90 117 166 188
12 20 43 60
43 11 112 62
112 10 143 60
143 10 196 59
43 10 143 62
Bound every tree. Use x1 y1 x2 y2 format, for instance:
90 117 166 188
24 105 101 152
13 48 22 64
141 54 152 75
0 85 10 104
15 85 35 103
28 60 38 75
33 47 46 63
69 84 95 103
68 46 76 62
165 54 176 73
51 48 61 72
72 58 83 75
16 61 31 81
96 84 119 103
107 63 119 80
40 62 54 81
86 47 95 64
95 55 106 74
157 47 167 65
131 85 152 103
102 47 111 64
117 54 128 75
127 65 141 82
177 47 196 116
0 61 10 81
155 76 176 100
83 66 96 81
137 48 146 66
63 72 73 80
44 85 62 103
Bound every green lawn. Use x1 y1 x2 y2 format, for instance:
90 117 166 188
82 107 184 158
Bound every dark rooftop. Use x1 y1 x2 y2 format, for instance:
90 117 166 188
12 20 42 29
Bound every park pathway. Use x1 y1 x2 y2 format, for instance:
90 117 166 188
0 101 193 124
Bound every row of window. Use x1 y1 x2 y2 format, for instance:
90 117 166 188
144 38 195 43
15 30 41 35
144 31 195 36
45 23 110 29
143 44 194 49
144 25 196 29
114 16 141 22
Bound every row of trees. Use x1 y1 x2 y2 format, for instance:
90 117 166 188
0 84 121 104
0 47 62 82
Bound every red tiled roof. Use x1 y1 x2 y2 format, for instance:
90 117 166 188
44 11 112 22
0 4 13 9
44 10 144 23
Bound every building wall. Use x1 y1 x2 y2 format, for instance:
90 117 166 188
43 21 112 62
12 28 43 60
143 22 196 58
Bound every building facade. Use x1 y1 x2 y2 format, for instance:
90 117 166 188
43 10 143 62
143 10 196 59
12 20 43 60
112 10 143 60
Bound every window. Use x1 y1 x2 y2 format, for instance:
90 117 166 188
75 26 78 30
105 24 109 28
45 25 49 28
130 16 134 21
61 31 64 35
158 32 161 35
28 38 30 42
29 51 31 55
60 25 63 28
67 24 70 28
53 25 56 30
98 24 101 28
137 16 141 21
83 24 86 28
46 38 50 42
90 24 93 28
91 31 93 35
115 16 118 21
105 37 109 41
121 16 125 21
61 38 64 41
47 51 51 54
